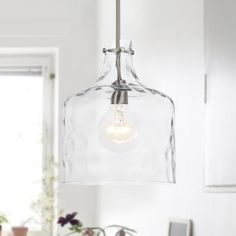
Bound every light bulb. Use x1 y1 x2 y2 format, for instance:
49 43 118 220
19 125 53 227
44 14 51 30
98 104 138 153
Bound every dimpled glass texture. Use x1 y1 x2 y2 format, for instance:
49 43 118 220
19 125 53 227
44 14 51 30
63 41 176 184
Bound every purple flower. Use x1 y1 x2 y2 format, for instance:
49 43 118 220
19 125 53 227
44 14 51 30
70 219 79 226
83 229 95 236
65 212 77 222
58 212 82 228
57 216 68 227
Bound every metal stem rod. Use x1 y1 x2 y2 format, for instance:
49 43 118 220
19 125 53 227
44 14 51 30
116 0 121 50
111 0 129 105
116 0 122 84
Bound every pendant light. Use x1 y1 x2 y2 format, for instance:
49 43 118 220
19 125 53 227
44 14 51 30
63 0 176 184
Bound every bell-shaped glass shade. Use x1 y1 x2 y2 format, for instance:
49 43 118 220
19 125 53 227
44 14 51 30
63 41 176 184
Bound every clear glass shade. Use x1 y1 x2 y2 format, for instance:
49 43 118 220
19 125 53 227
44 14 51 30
63 41 176 184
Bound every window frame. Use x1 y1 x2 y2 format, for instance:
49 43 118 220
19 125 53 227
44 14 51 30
0 49 57 236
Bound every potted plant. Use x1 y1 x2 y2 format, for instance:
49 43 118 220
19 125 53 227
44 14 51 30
12 226 28 236
57 212 137 236
31 158 58 235
0 213 8 236
11 218 37 236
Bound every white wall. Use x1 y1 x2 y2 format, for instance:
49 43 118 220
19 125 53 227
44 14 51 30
96 1 236 236
1 0 236 236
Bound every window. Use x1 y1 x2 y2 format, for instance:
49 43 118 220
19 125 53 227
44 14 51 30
0 52 56 235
